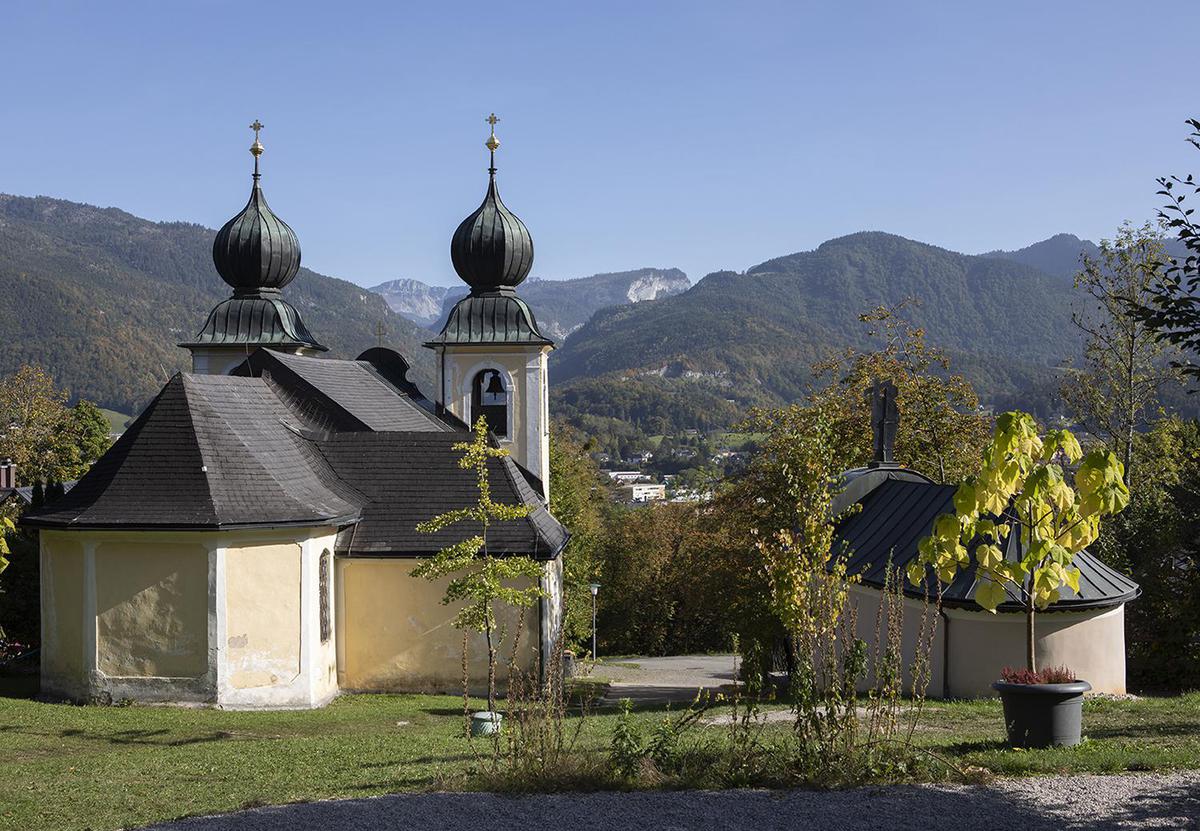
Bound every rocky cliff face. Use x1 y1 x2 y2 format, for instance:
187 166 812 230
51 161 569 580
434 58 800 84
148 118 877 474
370 278 460 324
625 269 691 302
370 267 690 342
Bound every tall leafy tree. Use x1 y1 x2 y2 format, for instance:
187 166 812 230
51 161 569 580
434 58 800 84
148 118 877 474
547 421 606 650
1131 119 1200 383
1062 222 1181 484
0 365 111 484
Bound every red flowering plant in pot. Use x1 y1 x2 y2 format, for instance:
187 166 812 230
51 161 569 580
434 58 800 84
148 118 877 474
908 412 1130 748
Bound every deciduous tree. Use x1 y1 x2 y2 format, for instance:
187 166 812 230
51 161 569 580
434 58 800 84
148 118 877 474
911 413 1129 672
412 417 544 716
1062 222 1181 485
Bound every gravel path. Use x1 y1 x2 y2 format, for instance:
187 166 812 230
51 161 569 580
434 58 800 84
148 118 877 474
145 772 1200 830
591 654 740 705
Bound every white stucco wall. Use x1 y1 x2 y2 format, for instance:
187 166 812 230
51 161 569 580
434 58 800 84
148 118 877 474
847 584 1129 698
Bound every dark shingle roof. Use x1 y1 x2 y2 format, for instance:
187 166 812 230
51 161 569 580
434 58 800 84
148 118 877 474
241 350 452 432
23 374 358 530
318 432 565 559
835 476 1140 611
23 350 566 558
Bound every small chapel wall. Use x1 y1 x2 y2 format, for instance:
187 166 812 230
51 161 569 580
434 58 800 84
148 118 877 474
40 534 86 698
336 557 541 693
224 542 302 691
847 583 1129 698
95 540 209 679
944 604 1127 696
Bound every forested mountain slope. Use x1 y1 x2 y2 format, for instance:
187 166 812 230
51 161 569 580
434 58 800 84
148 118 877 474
551 232 1082 442
0 194 433 414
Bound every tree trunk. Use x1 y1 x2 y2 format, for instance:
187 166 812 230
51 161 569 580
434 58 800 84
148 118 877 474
1026 600 1037 674
485 612 496 715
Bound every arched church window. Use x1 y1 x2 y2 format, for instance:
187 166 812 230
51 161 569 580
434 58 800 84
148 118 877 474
471 369 509 438
319 549 331 643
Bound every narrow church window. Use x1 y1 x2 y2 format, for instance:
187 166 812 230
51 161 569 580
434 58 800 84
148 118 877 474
471 369 509 438
319 549 331 643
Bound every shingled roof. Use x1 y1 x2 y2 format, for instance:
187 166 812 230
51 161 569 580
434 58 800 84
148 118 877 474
23 374 359 530
23 350 565 558
834 468 1140 611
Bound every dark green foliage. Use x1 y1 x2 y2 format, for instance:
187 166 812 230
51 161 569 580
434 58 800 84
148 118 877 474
1091 417 1200 691
547 423 607 650
0 194 434 413
551 232 1083 442
984 233 1101 280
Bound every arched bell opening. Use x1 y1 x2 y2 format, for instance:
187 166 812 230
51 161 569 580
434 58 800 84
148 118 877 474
471 368 510 439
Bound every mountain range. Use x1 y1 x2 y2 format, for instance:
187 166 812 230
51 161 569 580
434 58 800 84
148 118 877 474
0 190 1145 444
0 194 434 414
371 268 691 341
550 232 1089 448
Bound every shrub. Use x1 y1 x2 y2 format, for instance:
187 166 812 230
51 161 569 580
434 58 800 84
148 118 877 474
1000 665 1076 685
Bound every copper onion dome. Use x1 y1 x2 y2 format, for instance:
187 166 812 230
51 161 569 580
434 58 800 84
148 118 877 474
212 120 301 295
449 114 534 293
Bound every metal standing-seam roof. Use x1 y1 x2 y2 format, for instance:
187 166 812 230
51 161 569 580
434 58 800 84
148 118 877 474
182 294 327 352
835 474 1140 611
426 290 553 346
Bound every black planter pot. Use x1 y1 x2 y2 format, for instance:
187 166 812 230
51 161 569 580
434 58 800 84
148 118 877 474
992 679 1092 748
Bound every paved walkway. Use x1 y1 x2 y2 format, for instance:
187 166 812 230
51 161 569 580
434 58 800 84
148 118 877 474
146 772 1200 830
588 654 740 706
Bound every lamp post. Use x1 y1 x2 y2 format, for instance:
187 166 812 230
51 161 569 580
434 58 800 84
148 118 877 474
589 582 601 660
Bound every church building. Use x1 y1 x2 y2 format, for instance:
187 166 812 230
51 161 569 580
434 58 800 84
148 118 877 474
25 119 567 708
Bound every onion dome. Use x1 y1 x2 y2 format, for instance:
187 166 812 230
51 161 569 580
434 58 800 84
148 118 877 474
449 113 534 293
212 120 302 296
182 121 325 354
427 115 551 349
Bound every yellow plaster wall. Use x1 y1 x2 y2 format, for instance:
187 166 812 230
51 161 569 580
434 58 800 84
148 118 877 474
41 534 85 684
337 557 539 692
95 541 208 678
225 542 302 690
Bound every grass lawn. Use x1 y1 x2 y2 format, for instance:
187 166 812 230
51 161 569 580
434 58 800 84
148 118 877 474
97 408 130 435
1 685 1197 831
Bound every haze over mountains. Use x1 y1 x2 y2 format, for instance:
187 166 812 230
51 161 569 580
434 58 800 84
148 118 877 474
0 190 1132 436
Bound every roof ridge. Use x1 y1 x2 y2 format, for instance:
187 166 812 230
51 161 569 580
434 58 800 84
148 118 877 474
177 374 233 523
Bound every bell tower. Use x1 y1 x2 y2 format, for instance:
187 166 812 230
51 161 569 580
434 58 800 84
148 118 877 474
425 114 553 499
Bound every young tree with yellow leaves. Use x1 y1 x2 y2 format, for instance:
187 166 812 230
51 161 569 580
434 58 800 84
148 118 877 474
909 412 1130 673
412 417 545 717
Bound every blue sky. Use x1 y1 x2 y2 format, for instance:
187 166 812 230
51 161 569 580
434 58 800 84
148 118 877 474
2 1 1198 287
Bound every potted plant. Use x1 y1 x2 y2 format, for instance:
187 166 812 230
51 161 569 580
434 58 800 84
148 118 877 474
908 412 1129 747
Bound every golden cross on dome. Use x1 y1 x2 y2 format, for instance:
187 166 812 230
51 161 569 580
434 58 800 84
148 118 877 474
375 320 387 347
249 119 265 164
485 113 500 154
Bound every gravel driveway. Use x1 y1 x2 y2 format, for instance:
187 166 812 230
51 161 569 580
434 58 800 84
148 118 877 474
146 772 1200 830
590 654 740 705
